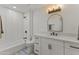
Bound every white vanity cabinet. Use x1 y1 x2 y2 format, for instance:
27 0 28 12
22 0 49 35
34 35 79 55
40 38 64 55
34 36 64 55
65 42 79 55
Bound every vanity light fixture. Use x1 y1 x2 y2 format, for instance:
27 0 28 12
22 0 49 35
47 4 63 14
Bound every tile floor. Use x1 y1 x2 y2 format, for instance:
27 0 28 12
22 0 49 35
14 47 35 55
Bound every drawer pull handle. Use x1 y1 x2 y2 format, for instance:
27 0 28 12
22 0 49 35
35 43 39 44
70 46 79 49
48 44 52 50
23 37 27 39
35 37 39 39
35 49 39 52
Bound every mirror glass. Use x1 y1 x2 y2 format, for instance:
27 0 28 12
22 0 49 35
47 14 63 32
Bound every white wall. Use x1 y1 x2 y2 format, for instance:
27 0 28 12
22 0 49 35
33 4 79 35
33 9 48 34
62 4 79 34
0 6 24 51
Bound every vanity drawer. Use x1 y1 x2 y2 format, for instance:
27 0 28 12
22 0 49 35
51 39 64 47
65 42 79 49
34 44 40 49
34 36 40 43
34 36 40 48
65 42 79 55
40 37 64 47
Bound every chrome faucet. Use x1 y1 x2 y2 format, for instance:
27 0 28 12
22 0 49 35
50 32 58 36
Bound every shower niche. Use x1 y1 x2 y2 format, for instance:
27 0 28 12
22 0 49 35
47 14 63 35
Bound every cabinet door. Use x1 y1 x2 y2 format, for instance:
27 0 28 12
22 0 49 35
65 42 79 55
34 36 40 55
50 39 64 55
40 38 51 55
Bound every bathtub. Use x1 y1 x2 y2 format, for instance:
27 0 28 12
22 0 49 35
0 39 25 55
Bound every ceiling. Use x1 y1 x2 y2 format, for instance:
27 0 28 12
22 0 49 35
0 4 46 13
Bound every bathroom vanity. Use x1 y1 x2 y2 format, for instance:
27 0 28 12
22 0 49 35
32 5 79 55
33 34 79 55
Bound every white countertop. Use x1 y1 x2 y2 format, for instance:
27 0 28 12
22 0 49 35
33 33 79 44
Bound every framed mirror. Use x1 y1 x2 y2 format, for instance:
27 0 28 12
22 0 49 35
47 14 63 32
